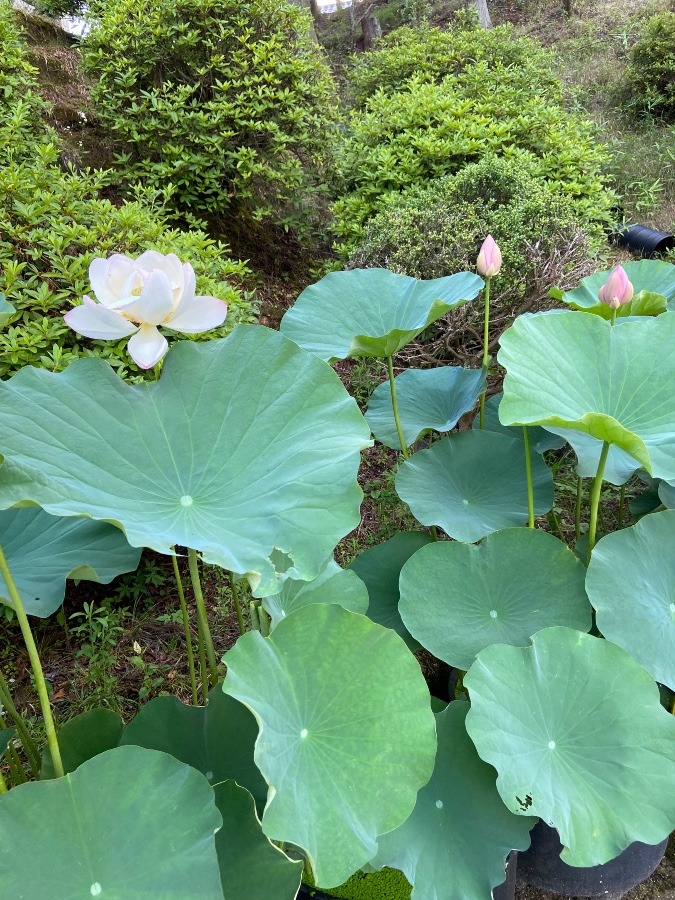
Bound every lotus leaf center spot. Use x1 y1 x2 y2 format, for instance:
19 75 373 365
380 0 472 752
462 499 469 505
489 610 498 618
90 885 102 897
548 741 556 750
435 800 443 809
670 603 675 615
206 771 213 781
300 729 308 739
180 495 193 507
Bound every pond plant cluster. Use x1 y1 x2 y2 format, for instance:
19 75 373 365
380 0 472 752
0 243 674 899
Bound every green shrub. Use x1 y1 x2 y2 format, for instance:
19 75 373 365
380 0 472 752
348 21 559 108
627 10 675 118
334 66 616 254
0 0 252 380
80 0 341 238
348 157 599 362
0 0 50 162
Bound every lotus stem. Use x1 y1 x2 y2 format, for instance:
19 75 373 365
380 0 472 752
611 307 618 327
171 551 198 706
249 601 260 633
523 426 535 528
0 544 63 778
386 355 409 460
230 572 245 636
618 484 626 529
258 604 271 638
6 743 26 784
194 611 208 705
187 549 218 690
586 441 610 565
574 476 583 542
0 669 40 777
479 278 491 429
430 525 439 541
0 766 7 794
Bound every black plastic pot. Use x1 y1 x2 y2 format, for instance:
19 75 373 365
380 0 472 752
517 821 668 898
298 852 518 899
614 224 675 257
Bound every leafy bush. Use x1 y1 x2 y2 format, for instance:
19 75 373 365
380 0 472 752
80 0 341 237
0 2 252 380
0 0 49 162
334 65 616 254
348 157 598 362
627 10 675 118
348 21 560 108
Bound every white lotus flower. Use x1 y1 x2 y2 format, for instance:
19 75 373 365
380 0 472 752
64 251 228 369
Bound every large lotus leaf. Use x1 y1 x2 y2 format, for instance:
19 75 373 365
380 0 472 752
0 327 372 597
0 507 142 617
214 780 303 899
40 708 124 780
0 729 15 757
630 477 663 519
0 296 14 328
399 529 591 670
261 559 369 630
222 603 437 888
587 510 675 691
541 427 641 485
372 702 535 900
474 393 566 454
279 269 484 362
660 480 675 508
396 431 553 542
553 260 675 317
120 682 267 811
464 627 675 867
347 531 433 650
499 311 675 480
0 746 223 897
366 366 485 450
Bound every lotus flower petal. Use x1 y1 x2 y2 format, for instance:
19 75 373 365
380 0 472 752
127 324 168 369
135 250 185 299
64 296 138 340
476 235 502 279
123 271 176 325
89 255 137 309
168 296 228 333
172 263 198 319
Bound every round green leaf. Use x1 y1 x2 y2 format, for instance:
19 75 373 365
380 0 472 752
0 507 141 617
366 366 485 450
0 327 372 597
40 708 124 780
587 510 675 691
660 480 675 508
213 781 303 900
555 260 675 317
498 311 675 480
399 529 591 670
262 559 369 630
347 531 433 649
222 604 437 888
280 269 484 361
372 702 535 900
0 746 223 898
0 296 15 328
474 393 566 454
121 682 267 811
465 627 675 866
395 431 553 541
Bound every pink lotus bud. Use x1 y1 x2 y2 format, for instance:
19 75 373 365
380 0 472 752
476 235 502 279
598 265 633 308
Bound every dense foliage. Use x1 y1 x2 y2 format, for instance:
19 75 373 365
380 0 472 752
80 0 341 238
627 10 675 118
350 157 594 288
0 2 252 379
348 21 559 108
334 61 615 254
